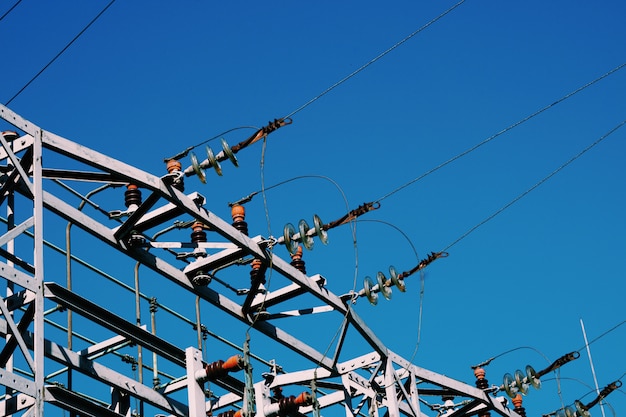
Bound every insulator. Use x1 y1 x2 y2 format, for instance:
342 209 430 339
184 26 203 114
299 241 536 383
205 145 222 176
298 219 314 250
503 373 518 398
189 151 207 183
389 265 406 292
556 406 576 417
197 355 244 383
283 223 298 255
265 392 313 417
124 184 142 209
574 400 591 417
376 271 392 300
221 138 239 167
191 221 208 243
313 214 328 245
290 246 306 274
1 131 19 140
250 259 266 285
165 159 184 191
363 276 378 305
511 395 527 417
231 204 249 235
474 367 489 390
514 369 528 395
525 365 540 389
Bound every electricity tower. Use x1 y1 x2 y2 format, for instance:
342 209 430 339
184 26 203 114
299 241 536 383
0 103 522 417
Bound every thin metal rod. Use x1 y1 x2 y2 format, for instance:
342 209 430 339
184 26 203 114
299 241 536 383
580 318 606 417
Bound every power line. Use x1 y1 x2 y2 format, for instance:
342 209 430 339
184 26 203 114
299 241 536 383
442 118 626 252
0 0 23 23
282 0 467 120
375 62 626 204
5 0 117 106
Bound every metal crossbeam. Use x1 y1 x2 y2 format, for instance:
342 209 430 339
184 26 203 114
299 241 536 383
0 104 522 417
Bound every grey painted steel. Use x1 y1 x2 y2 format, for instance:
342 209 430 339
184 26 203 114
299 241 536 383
0 105 522 417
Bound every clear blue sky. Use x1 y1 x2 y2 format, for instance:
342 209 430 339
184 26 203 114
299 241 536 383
2 1 625 416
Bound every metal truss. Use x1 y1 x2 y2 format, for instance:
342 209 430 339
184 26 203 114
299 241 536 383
0 104 520 417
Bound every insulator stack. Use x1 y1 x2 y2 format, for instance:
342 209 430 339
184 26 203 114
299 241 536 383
242 259 268 317
196 355 244 384
473 367 491 417
512 395 526 417
250 259 265 286
190 221 211 286
124 184 142 210
264 392 313 417
282 214 328 255
231 204 248 235
290 246 306 274
191 221 208 243
165 159 184 191
474 367 489 390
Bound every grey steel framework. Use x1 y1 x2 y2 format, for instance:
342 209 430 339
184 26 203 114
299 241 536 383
0 104 521 417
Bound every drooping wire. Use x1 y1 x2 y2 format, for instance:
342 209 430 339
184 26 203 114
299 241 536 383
5 0 117 106
246 137 361 377
374 62 626 204
357 219 424 362
282 0 467 120
0 0 23 23
441 118 626 252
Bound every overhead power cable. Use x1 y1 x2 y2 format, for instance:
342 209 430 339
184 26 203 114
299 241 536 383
5 0 117 106
0 0 23 23
442 118 626 252
282 0 467 120
375 61 626 204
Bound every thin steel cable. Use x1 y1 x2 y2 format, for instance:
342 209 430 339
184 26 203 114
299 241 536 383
0 0 23 23
5 0 117 105
577 320 626 353
282 0 467 120
442 118 626 252
375 62 626 204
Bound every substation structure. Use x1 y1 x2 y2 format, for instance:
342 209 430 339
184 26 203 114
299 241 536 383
0 104 522 417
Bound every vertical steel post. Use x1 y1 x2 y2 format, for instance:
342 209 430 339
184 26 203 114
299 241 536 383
33 128 45 416
186 347 207 417
384 358 399 417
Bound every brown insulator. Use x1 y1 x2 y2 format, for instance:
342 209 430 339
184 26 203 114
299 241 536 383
250 259 266 285
512 394 526 417
191 221 208 243
473 367 491 417
290 246 306 274
272 386 284 400
231 204 248 235
203 355 244 381
165 159 184 191
473 367 489 390
124 184 142 208
278 392 313 412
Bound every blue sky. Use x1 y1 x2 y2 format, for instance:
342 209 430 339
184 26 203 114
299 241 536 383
2 1 625 416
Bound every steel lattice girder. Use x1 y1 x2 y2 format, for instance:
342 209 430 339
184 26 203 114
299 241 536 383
0 104 520 417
